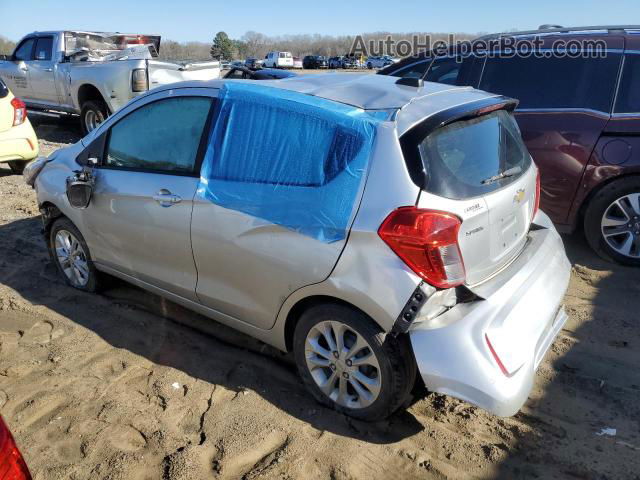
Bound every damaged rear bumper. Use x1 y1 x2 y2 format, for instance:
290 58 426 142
409 211 571 417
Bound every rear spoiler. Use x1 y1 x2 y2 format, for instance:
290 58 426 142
399 96 519 188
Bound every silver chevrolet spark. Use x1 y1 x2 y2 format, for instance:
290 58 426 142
26 74 570 421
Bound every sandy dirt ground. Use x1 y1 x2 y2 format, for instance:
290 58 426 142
0 115 639 480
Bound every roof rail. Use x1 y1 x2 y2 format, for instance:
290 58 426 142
476 25 640 41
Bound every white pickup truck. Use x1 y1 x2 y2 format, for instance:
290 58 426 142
0 31 220 134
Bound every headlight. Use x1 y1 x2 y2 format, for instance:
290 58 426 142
23 156 51 187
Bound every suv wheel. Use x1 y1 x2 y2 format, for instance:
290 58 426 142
49 218 101 291
7 160 28 175
584 177 640 266
80 100 108 135
293 304 416 421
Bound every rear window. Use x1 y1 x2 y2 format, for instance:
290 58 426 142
419 110 532 199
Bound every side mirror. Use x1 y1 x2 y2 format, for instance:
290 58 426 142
66 170 94 209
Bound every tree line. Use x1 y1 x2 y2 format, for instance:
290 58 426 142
1 31 481 62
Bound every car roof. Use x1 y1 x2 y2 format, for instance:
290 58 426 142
151 73 504 133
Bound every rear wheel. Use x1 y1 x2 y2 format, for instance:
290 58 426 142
584 177 640 266
49 218 101 292
367 62 373 69
80 100 108 136
7 160 28 175
293 304 416 421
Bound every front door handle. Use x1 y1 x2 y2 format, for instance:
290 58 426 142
152 189 182 207
44 68 53 72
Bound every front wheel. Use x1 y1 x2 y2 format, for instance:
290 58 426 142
584 177 640 266
293 304 416 421
49 218 101 292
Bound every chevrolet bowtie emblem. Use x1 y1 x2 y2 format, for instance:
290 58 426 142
514 189 525 204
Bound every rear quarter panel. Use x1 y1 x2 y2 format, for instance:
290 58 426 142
274 122 422 334
568 118 640 227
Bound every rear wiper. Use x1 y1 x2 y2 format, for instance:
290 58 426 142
481 166 522 185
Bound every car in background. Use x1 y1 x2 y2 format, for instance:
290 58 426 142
367 56 399 69
292 56 303 69
328 56 344 69
0 77 38 174
30 74 569 421
263 51 294 69
0 415 32 479
245 57 264 69
380 25 640 266
220 60 231 70
303 55 328 69
223 66 297 80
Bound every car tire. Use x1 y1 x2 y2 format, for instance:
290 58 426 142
293 303 416 421
7 160 28 175
367 62 373 69
584 176 640 266
80 100 108 136
49 217 101 292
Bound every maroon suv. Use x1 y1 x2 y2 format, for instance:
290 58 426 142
381 25 640 265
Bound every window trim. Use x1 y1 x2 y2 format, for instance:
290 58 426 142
98 95 217 177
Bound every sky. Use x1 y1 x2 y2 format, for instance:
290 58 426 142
0 0 638 43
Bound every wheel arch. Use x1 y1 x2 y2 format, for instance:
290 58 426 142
39 201 64 238
283 295 378 353
577 172 640 230
76 84 110 113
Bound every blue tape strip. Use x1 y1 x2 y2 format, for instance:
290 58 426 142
198 83 380 243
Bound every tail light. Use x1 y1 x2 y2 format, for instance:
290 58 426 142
131 69 148 92
0 416 32 480
378 207 466 289
532 168 541 220
11 98 26 126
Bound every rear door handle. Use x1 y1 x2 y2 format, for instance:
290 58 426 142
152 189 182 207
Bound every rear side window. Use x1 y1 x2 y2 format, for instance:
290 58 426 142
480 54 621 112
0 78 8 98
13 38 35 61
425 57 462 85
200 83 378 242
419 110 532 199
105 97 212 174
390 59 432 79
615 55 640 114
34 37 53 61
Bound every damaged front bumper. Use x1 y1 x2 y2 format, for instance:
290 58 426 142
409 211 571 417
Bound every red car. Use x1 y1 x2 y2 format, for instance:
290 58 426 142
0 416 31 480
381 25 640 265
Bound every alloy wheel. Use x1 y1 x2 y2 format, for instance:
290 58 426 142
304 320 382 409
55 230 90 287
601 193 640 258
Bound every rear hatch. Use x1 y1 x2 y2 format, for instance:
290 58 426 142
0 79 14 133
414 108 538 286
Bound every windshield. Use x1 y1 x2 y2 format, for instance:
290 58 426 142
418 110 531 199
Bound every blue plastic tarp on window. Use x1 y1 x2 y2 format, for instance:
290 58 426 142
198 83 381 243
